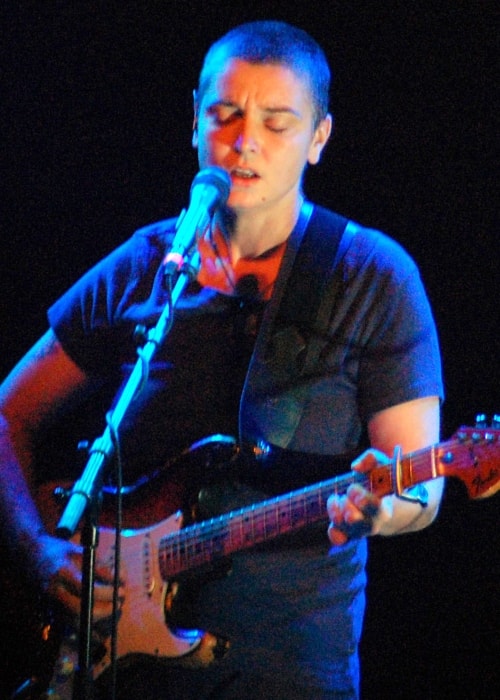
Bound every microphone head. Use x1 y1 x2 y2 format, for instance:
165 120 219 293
191 166 231 212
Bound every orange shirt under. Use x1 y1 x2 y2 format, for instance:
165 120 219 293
197 228 286 301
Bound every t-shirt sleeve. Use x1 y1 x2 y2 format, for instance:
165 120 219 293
353 231 443 419
47 222 174 376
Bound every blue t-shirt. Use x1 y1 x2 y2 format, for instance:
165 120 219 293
47 204 443 699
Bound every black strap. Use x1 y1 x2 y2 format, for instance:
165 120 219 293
239 204 353 448
271 204 349 375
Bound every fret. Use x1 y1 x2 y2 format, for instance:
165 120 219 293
431 444 437 478
290 492 306 527
250 504 256 543
277 496 292 532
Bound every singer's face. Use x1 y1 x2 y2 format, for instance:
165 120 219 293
193 58 331 217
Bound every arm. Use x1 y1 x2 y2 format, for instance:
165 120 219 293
327 395 444 545
0 329 116 617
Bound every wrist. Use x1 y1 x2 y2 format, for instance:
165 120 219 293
16 525 54 587
374 494 430 536
370 495 394 536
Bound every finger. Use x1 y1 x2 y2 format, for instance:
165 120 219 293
92 581 116 600
327 492 363 526
347 484 381 520
327 517 372 545
94 562 117 585
47 580 82 617
52 583 117 621
351 448 389 473
327 492 375 545
327 522 348 546
53 561 84 598
50 577 122 621
93 598 118 621
326 493 345 523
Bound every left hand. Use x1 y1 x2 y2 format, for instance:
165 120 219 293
326 449 393 546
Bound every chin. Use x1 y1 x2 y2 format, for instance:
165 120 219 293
226 194 260 211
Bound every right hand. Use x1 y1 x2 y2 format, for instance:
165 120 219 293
36 533 122 622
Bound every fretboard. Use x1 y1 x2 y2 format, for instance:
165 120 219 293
158 470 367 580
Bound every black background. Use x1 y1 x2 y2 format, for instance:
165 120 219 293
2 2 498 698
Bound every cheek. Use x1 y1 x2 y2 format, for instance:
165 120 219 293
196 126 224 156
278 144 311 179
193 128 213 166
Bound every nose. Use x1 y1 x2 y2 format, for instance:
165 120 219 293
234 117 259 155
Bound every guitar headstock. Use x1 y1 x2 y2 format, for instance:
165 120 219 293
445 417 500 499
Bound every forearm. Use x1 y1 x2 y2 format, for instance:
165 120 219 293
0 413 47 560
0 331 92 550
368 397 443 535
328 397 444 546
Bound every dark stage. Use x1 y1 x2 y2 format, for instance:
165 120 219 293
2 2 498 698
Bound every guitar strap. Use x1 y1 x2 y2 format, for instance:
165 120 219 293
239 202 354 449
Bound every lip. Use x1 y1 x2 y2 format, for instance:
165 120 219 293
230 166 260 186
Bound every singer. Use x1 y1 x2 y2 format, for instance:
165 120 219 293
0 20 443 700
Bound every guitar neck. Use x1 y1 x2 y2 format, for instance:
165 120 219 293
158 470 362 580
158 429 500 581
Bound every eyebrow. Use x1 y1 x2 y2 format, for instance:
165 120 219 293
209 100 301 118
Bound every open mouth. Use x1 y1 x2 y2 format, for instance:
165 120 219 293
231 167 259 180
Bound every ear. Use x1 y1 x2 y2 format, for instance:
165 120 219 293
192 89 199 149
307 113 333 165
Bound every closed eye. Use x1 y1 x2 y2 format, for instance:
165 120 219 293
207 104 242 126
264 109 300 133
265 121 289 133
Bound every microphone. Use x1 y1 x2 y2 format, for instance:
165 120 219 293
163 166 231 276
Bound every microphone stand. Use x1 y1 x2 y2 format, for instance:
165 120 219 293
55 249 201 700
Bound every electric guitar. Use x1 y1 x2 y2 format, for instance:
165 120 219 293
19 425 500 698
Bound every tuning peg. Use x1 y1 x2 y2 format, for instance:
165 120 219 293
475 413 488 428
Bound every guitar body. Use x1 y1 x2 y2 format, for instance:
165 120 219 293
25 436 240 699
43 513 227 700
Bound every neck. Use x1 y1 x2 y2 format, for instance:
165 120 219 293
217 196 304 264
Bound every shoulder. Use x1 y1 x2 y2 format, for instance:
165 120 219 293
98 216 179 275
48 215 180 321
311 204 416 275
133 216 178 248
340 217 419 283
